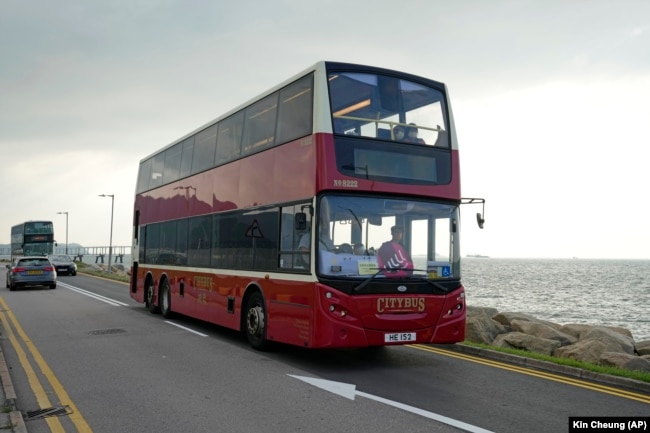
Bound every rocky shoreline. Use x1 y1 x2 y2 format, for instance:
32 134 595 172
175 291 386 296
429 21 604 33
466 306 650 372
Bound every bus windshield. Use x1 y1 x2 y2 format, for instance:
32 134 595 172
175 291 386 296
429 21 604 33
23 243 54 256
316 195 459 279
329 71 449 147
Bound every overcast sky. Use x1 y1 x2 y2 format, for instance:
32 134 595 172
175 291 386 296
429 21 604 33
1 0 648 259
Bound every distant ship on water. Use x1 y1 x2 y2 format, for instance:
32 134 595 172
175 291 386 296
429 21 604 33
466 254 490 258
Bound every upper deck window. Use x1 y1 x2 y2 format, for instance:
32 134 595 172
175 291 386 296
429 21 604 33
24 222 54 234
242 93 279 154
135 72 315 194
215 112 244 165
329 72 449 147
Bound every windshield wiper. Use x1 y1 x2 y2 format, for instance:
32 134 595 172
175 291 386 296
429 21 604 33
338 206 362 229
425 280 451 293
353 268 385 292
353 267 416 292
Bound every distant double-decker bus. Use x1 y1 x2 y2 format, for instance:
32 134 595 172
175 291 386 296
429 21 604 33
130 61 483 350
11 220 55 260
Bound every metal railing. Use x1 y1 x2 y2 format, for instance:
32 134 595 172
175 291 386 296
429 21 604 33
0 246 130 264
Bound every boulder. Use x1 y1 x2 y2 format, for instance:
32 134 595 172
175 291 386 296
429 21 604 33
492 312 560 330
465 306 507 344
579 327 635 355
635 340 650 356
553 339 610 364
511 319 577 346
492 332 562 356
600 352 650 372
552 330 635 365
559 324 593 339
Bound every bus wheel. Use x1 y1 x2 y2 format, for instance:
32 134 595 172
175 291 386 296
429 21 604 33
245 291 268 351
160 279 172 319
145 279 159 314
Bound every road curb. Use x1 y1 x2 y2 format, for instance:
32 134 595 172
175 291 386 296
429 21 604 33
447 343 650 394
0 347 27 433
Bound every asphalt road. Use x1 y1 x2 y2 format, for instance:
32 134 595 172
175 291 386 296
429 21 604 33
0 271 647 433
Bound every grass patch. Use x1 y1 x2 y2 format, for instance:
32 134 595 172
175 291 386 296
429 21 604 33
76 262 130 283
461 341 650 384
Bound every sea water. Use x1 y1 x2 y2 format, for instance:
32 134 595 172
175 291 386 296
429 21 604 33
460 258 650 342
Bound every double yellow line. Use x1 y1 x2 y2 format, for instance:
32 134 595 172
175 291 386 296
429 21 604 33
0 297 93 433
412 344 650 404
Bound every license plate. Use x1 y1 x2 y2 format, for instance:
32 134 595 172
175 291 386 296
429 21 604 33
27 270 43 275
384 332 416 343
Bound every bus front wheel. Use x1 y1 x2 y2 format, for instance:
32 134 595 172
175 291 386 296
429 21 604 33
245 291 269 351
145 279 159 314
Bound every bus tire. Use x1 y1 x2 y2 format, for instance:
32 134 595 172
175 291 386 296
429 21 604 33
145 278 159 314
160 279 173 319
244 291 269 351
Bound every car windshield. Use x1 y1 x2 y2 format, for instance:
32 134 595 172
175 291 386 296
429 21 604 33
51 255 71 261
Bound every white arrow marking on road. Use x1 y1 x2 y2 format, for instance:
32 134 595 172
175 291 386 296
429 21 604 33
288 375 495 433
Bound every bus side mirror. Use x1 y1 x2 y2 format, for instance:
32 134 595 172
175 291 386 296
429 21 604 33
461 197 486 229
295 213 307 231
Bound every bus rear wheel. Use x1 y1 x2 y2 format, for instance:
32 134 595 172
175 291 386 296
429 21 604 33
245 291 268 351
160 279 172 318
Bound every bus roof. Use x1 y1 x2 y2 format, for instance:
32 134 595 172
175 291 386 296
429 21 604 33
139 61 449 163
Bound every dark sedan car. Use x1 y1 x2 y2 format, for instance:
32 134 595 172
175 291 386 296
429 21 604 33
48 254 77 276
6 256 57 290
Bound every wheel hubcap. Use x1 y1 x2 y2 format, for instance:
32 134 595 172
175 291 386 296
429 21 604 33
146 284 154 304
247 305 265 337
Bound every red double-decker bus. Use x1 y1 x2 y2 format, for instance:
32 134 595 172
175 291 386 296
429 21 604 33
130 61 483 350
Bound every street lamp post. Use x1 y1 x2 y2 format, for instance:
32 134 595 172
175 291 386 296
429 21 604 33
98 194 114 274
56 211 69 255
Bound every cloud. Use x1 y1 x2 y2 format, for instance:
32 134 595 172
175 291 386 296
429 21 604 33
1 0 649 258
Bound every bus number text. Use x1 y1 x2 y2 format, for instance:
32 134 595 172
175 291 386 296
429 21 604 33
333 179 358 188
